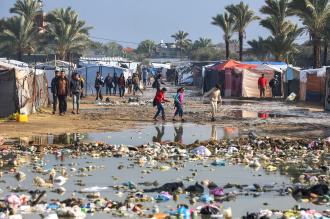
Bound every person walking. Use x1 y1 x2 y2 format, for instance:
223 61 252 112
258 74 268 98
70 73 82 114
51 70 60 114
152 73 165 91
172 87 185 121
133 73 143 95
56 71 69 116
153 87 170 121
204 84 222 121
79 75 85 99
95 72 104 101
113 72 119 95
105 73 114 95
118 73 126 98
126 76 133 94
142 66 148 89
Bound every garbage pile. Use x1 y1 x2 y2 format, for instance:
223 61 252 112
0 133 329 218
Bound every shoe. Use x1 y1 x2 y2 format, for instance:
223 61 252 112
52 111 55 115
172 118 176 121
59 113 64 116
153 117 158 121
162 117 166 121
76 110 79 114
181 119 185 122
211 117 215 122
71 111 75 114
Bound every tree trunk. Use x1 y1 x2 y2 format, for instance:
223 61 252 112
323 40 328 66
17 49 22 61
225 39 230 60
238 32 243 61
313 37 321 68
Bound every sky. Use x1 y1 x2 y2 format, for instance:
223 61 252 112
0 0 305 48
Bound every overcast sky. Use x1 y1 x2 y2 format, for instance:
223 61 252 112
0 0 305 47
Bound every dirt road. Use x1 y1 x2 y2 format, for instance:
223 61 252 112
1 85 329 139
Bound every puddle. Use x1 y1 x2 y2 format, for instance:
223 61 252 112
11 123 242 146
1 154 324 219
230 110 300 119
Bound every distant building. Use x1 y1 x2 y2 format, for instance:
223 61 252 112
154 40 180 58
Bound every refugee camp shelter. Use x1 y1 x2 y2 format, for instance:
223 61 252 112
299 67 328 103
203 60 257 95
236 68 275 98
283 66 301 98
76 64 131 95
0 61 48 118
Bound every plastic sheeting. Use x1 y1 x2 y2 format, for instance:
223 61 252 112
241 69 273 98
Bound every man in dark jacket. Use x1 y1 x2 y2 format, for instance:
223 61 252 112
95 72 104 100
105 73 113 95
56 71 69 116
113 72 118 95
51 70 60 114
70 73 82 114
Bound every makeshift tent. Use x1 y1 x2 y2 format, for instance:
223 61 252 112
0 62 48 117
75 65 131 95
205 60 257 96
238 68 274 98
283 66 301 98
209 59 257 71
299 67 328 102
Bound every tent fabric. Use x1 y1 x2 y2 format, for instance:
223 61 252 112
255 64 285 73
76 65 131 95
241 61 287 65
240 68 273 98
0 64 48 117
210 60 257 71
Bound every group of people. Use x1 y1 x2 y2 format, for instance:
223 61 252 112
152 73 222 122
258 73 281 98
95 71 144 100
51 70 84 116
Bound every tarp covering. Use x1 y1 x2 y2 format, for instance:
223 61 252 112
255 64 285 73
240 68 273 98
210 60 257 71
76 65 131 95
0 62 48 117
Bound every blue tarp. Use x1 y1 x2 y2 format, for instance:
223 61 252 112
241 61 287 65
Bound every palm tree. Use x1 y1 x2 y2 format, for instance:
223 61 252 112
260 0 293 36
136 40 156 57
247 37 269 60
193 37 212 49
211 12 234 59
0 16 37 60
10 0 42 20
260 0 302 61
45 7 91 60
289 0 330 68
171 30 192 60
323 17 330 65
226 2 259 61
264 24 303 61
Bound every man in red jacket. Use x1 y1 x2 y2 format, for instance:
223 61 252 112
153 87 170 121
258 74 268 98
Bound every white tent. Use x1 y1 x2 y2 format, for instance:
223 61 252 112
255 64 286 73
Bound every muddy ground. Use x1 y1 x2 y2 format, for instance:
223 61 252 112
1 85 329 139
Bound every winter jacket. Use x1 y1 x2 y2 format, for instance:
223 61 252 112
94 76 104 89
56 77 69 96
118 77 126 87
51 77 58 94
70 79 82 94
154 90 165 104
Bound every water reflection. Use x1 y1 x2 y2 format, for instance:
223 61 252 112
174 124 183 143
152 125 165 143
211 125 217 141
